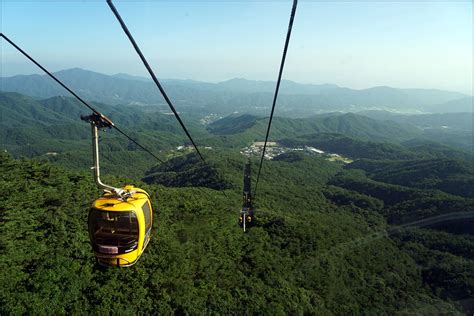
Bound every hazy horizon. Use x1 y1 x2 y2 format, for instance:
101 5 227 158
1 1 472 95
1 67 472 96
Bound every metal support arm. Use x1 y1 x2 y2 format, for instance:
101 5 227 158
90 123 124 195
82 113 130 199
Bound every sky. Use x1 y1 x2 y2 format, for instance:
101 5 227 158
1 1 473 94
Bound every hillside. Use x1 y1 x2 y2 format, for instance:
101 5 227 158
358 111 473 132
279 133 419 160
207 113 421 143
0 91 202 134
207 113 473 155
1 89 474 314
1 151 473 314
348 159 474 198
0 92 207 178
427 97 473 113
402 139 474 161
2 92 472 177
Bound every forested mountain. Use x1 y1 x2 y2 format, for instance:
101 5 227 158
348 158 474 198
280 134 420 160
3 0 473 308
1 148 473 314
426 97 473 113
1 88 473 314
1 68 470 116
216 78 340 95
1 91 472 172
208 112 472 154
0 91 193 132
207 112 421 142
358 110 473 132
0 92 198 177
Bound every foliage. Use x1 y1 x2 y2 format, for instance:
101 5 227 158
1 149 472 314
1 90 474 314
348 158 474 198
280 133 418 160
208 113 421 143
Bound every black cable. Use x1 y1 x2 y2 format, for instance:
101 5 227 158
0 33 167 166
106 0 205 161
253 0 298 197
106 1 229 199
1 33 98 115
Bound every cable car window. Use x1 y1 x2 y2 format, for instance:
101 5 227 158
88 209 139 254
142 202 152 231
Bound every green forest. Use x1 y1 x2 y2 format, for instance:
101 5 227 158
1 92 473 314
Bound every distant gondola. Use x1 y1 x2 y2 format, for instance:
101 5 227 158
239 160 254 232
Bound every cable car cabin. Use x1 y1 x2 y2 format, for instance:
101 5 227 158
240 187 255 230
239 161 254 232
239 207 254 226
88 185 153 267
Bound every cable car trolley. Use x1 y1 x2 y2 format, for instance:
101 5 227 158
82 113 153 267
239 160 254 232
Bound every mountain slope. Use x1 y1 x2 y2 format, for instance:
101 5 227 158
0 92 75 127
0 91 206 136
0 92 209 177
3 152 469 314
1 111 474 316
1 68 177 106
359 111 473 131
427 97 473 113
348 158 474 198
279 133 419 160
208 112 421 143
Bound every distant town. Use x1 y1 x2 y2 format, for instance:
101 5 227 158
174 141 352 163
240 142 352 163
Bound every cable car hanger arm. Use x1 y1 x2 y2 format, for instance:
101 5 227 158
81 113 130 198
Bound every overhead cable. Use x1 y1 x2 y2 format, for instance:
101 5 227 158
106 0 205 161
0 33 167 166
253 0 298 197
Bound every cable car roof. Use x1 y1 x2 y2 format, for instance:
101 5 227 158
92 186 150 212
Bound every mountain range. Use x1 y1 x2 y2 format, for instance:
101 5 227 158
2 91 471 174
1 68 471 116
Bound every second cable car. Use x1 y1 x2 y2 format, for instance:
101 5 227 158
82 113 153 267
239 160 254 232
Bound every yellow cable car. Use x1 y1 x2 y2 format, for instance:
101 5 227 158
82 113 154 267
88 185 153 266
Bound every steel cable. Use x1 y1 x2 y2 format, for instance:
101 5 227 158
253 0 298 197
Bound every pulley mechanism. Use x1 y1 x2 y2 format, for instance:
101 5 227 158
81 112 115 129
